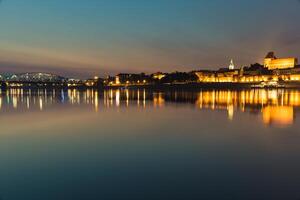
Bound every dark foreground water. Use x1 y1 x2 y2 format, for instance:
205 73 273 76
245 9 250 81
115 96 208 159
0 88 300 200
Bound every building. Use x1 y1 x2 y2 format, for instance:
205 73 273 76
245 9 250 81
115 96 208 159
114 73 150 85
195 52 300 84
264 52 298 70
67 79 83 87
229 59 235 70
83 78 103 87
152 72 166 80
195 69 239 83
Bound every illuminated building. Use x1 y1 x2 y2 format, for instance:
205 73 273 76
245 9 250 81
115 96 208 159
196 52 300 84
152 72 166 80
113 73 150 85
195 69 239 83
264 52 298 70
115 76 120 85
84 77 103 88
229 59 235 70
84 80 96 87
67 79 83 87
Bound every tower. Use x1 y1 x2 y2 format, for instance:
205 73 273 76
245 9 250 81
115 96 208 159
229 59 235 70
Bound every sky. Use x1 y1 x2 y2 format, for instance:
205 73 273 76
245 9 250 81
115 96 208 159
0 0 300 78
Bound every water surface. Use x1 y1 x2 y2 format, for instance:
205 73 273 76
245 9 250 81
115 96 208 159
0 89 300 200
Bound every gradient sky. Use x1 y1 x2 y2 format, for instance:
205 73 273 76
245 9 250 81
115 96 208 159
0 0 300 78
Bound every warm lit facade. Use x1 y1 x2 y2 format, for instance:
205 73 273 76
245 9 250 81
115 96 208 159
152 72 166 80
264 52 298 70
196 71 300 84
264 58 297 70
196 52 300 84
112 73 150 85
229 59 235 70
115 76 121 85
196 70 240 83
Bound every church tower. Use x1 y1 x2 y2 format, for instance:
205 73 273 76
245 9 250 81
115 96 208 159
229 59 235 70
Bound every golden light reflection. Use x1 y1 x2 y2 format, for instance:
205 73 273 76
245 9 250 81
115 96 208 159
116 90 120 107
39 97 43 111
227 104 234 121
27 96 30 109
195 89 299 126
126 89 129 107
13 96 18 109
0 88 299 127
143 89 146 108
153 93 165 107
262 106 294 126
94 91 99 112
137 90 140 107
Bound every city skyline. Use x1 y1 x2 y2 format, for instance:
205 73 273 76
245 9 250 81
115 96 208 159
2 2 300 199
1 0 300 78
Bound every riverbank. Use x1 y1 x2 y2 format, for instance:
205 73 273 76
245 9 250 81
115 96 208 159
105 82 300 90
2 81 300 90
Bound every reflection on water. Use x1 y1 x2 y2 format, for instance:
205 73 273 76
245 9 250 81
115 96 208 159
195 90 299 126
1 88 300 200
1 89 299 126
262 106 294 126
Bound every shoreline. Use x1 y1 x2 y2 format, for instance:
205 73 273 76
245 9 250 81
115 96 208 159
2 82 300 90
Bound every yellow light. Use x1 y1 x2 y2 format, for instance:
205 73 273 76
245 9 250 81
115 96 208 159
264 57 297 70
115 76 120 85
262 106 294 126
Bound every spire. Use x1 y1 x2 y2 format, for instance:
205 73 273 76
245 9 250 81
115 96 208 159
229 59 235 70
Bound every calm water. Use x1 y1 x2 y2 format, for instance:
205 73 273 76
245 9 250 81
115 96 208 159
0 89 300 200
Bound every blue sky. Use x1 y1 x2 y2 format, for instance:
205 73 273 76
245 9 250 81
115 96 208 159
0 0 300 77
